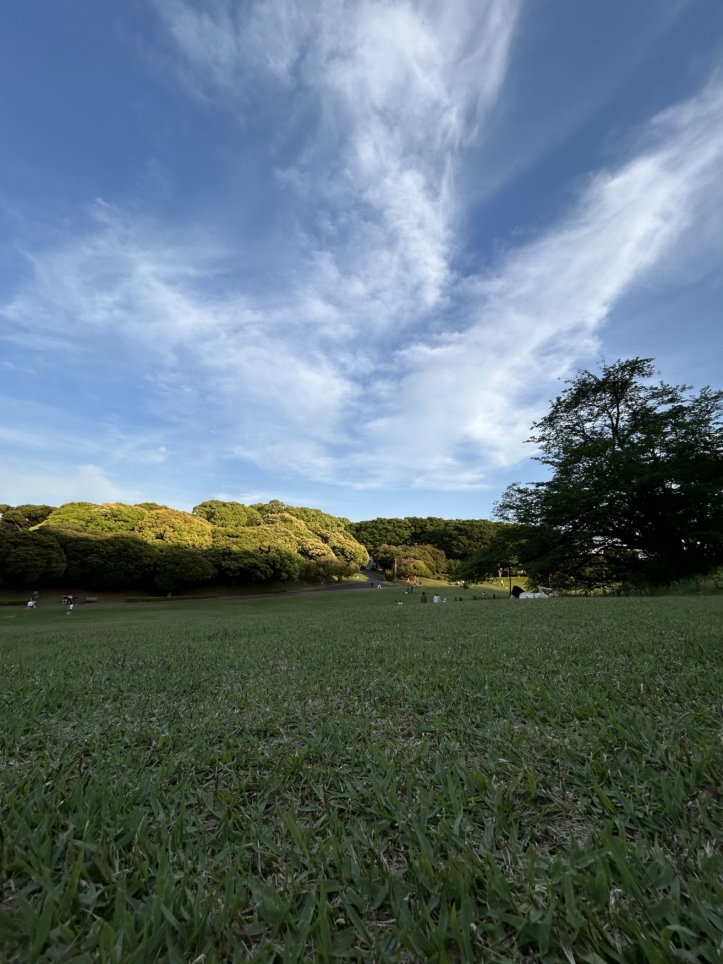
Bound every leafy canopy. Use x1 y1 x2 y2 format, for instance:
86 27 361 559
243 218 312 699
0 498 368 590
348 517 496 561
495 358 723 586
154 547 216 595
192 500 263 528
0 527 67 587
1 504 56 529
52 531 158 591
375 544 448 578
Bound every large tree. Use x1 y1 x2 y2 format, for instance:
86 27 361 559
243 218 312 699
496 358 723 586
52 530 158 591
1 504 56 529
375 543 448 578
154 548 216 596
424 519 498 561
0 528 67 587
347 518 416 553
192 500 263 528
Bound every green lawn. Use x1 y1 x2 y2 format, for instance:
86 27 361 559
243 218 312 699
1 595 722 962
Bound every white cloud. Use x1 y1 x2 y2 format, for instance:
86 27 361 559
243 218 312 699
349 81 723 486
2 3 723 496
154 0 521 320
0 463 137 508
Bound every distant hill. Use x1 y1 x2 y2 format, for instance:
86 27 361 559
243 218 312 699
0 499 368 592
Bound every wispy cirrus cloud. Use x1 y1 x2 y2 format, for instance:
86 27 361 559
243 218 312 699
364 80 723 486
2 2 723 499
155 0 521 322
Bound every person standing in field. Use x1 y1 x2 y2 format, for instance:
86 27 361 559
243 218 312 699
421 592 427 604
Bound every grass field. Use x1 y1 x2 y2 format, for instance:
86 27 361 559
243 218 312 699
0 574 511 608
1 593 722 963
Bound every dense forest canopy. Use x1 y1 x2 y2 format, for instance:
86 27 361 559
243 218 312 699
0 499 501 592
0 499 368 593
347 517 498 568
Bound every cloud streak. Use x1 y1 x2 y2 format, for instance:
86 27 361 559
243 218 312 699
369 80 723 485
155 0 521 324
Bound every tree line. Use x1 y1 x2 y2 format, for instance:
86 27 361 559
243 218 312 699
0 500 502 593
346 518 499 580
0 500 368 594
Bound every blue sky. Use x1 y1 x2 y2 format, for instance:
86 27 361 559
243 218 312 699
1 0 722 520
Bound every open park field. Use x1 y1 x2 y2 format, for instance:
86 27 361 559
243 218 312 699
1 593 722 963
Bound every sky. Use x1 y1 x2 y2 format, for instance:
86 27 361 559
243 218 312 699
1 0 722 521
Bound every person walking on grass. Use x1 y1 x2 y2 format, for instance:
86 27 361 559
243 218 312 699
421 592 427 604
